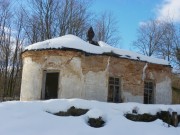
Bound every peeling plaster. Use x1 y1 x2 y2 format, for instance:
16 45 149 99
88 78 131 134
142 63 148 81
20 57 42 100
123 91 143 103
20 50 172 104
156 76 172 104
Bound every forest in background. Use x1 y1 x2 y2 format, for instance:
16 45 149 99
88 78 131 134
0 0 179 100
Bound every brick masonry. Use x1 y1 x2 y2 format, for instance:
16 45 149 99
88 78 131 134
20 50 172 104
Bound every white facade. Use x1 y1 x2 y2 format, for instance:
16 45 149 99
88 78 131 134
20 34 172 103
20 53 172 104
20 55 109 101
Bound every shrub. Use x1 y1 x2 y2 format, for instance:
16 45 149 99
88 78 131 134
125 111 180 127
132 106 139 114
54 106 89 116
125 113 157 122
88 117 105 128
157 111 171 125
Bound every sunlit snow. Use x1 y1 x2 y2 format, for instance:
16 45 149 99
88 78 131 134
0 99 179 135
25 35 169 65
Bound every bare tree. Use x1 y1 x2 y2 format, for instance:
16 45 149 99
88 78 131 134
21 1 120 46
0 0 24 99
174 28 180 71
176 48 180 70
0 0 124 100
22 0 91 44
133 19 165 56
93 12 120 47
57 0 91 38
0 0 13 98
158 21 180 62
7 9 24 97
22 0 59 43
133 19 180 71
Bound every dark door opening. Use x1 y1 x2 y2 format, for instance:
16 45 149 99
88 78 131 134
44 72 59 99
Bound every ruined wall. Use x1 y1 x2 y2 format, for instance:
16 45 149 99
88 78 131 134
146 64 172 104
20 57 42 100
21 50 84 100
82 56 109 101
20 50 172 104
108 57 144 103
108 57 172 104
172 74 180 104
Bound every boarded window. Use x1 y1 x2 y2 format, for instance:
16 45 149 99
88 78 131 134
144 81 154 104
108 77 121 103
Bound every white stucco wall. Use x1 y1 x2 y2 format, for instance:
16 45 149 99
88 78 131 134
20 57 42 100
20 52 172 104
155 76 172 104
122 77 172 104
84 71 108 101
123 92 143 103
59 57 84 99
20 55 109 101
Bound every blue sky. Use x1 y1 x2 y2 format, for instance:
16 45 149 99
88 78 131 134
90 0 180 50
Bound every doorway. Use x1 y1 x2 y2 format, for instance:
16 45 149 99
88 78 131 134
42 72 59 99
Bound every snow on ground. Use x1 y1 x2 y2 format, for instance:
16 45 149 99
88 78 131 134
24 34 169 65
0 99 180 135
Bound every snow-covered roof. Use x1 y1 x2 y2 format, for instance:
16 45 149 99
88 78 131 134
24 34 170 66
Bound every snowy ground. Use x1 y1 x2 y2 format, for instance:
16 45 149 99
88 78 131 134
0 99 180 135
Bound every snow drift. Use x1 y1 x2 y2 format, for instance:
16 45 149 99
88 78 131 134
0 99 180 135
